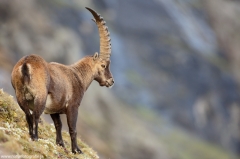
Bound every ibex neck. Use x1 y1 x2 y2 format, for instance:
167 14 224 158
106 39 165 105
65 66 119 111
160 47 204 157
71 57 95 92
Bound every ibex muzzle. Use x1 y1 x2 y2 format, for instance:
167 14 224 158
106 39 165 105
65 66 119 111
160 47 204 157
11 7 114 154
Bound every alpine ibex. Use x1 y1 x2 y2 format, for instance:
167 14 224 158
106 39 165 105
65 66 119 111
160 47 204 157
11 7 114 154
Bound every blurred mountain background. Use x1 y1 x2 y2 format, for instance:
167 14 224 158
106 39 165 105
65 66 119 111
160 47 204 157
0 0 240 158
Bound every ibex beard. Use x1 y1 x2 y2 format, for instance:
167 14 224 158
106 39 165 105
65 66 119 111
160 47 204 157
11 7 114 154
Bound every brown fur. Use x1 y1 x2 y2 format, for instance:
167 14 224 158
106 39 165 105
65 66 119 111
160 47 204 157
11 8 114 154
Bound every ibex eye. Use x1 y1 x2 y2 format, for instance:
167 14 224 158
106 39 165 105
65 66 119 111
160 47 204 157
101 64 106 68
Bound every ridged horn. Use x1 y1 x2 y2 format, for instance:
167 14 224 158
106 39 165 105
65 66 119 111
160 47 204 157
86 7 111 60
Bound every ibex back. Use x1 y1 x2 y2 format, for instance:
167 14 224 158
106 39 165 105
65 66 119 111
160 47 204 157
11 7 114 154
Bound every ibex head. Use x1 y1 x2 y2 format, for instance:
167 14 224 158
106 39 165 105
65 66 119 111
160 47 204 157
86 7 114 88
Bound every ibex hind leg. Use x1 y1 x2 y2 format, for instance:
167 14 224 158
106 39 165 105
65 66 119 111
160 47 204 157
31 94 47 141
16 97 34 139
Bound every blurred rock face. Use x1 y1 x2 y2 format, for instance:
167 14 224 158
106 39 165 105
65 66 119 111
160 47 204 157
1 0 240 158
97 0 240 155
204 0 240 82
0 0 82 65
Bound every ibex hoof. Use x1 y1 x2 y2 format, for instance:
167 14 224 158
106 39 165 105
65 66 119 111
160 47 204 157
31 136 38 141
72 147 83 154
57 141 65 147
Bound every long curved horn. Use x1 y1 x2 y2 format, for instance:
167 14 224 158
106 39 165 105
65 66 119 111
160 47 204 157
86 7 111 60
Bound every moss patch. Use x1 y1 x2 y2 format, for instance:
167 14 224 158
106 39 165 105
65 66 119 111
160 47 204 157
0 89 98 159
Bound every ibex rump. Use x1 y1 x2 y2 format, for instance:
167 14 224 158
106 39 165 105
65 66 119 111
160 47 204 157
11 7 114 154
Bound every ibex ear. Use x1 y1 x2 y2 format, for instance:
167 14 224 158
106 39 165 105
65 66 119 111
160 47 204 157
93 52 99 61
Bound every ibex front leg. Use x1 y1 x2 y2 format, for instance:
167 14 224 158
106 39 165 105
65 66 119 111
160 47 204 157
66 106 82 154
50 113 65 147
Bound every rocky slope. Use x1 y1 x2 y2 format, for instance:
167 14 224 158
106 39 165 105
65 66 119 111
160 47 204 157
0 89 98 159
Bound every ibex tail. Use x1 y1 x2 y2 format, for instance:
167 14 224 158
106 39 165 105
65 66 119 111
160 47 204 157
21 62 30 84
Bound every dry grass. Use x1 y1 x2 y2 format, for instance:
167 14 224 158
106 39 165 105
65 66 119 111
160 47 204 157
0 89 98 159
